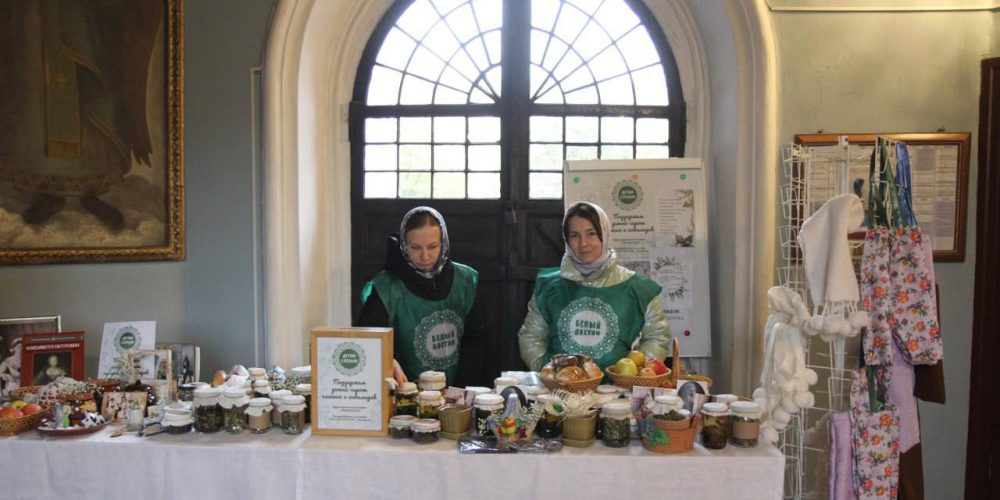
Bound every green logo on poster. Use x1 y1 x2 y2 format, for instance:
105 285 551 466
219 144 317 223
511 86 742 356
114 327 139 351
612 179 643 210
332 342 366 376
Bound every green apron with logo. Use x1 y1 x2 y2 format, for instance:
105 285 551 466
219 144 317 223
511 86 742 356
362 263 477 382
533 267 662 370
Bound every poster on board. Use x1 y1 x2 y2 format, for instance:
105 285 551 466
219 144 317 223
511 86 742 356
565 158 711 357
310 327 393 436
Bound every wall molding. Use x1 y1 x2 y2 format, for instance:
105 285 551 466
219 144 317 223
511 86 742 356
767 0 1000 12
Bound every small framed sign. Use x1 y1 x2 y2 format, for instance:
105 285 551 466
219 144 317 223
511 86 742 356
310 327 393 436
20 331 85 386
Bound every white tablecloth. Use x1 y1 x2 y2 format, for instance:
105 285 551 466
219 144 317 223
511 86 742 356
0 426 784 500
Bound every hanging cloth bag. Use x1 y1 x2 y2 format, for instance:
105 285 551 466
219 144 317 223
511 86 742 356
887 142 943 365
860 139 898 366
849 365 900 499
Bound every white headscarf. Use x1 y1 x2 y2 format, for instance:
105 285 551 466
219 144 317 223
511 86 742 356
563 201 613 276
398 206 450 279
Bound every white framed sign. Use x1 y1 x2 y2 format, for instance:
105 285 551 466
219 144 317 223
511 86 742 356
310 327 393 436
565 158 712 357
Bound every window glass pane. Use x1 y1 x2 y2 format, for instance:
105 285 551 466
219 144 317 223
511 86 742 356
566 116 598 142
367 66 402 105
553 5 588 44
483 66 502 99
594 1 639 39
569 0 602 15
472 0 502 32
565 86 597 104
575 21 611 60
467 173 500 199
530 30 548 65
434 145 465 171
450 50 480 82
566 145 597 161
636 145 669 159
365 172 397 198
399 172 431 198
530 172 563 199
601 145 633 159
366 118 397 142
601 117 633 142
423 22 460 60
365 145 397 171
466 37 490 71
446 4 478 42
589 48 628 81
400 75 434 104
400 144 432 170
530 116 562 142
434 86 468 104
541 37 569 75
468 117 500 142
530 143 564 171
636 118 669 142
553 50 583 80
531 0 559 31
375 28 417 71
439 66 471 92
433 172 466 198
633 65 669 105
619 27 658 70
484 30 502 65
400 117 432 142
431 0 464 14
535 83 564 104
598 75 634 105
468 145 500 171
470 86 493 104
396 0 437 40
408 46 446 81
434 117 466 142
562 67 593 95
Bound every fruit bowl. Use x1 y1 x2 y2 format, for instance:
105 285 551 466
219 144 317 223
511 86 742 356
0 405 51 436
606 365 672 390
540 374 602 394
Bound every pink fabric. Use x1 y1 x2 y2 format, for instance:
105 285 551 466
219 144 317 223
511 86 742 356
850 368 900 500
887 343 920 453
888 228 942 365
830 412 859 500
861 227 894 365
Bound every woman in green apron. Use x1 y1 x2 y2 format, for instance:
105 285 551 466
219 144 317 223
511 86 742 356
518 202 671 372
357 207 485 387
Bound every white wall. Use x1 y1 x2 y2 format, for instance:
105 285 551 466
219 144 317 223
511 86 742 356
771 6 995 497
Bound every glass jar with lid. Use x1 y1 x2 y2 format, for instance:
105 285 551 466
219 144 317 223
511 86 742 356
294 383 312 423
193 386 224 433
600 401 631 448
389 415 417 439
246 397 273 433
394 382 419 416
651 394 684 417
280 394 307 435
493 377 518 395
524 386 549 409
418 371 446 393
268 389 292 425
411 418 441 444
596 385 622 406
253 379 272 399
533 394 563 439
700 402 730 449
417 390 444 419
178 383 198 402
221 387 250 433
473 393 504 436
729 401 762 447
713 394 740 407
162 407 194 434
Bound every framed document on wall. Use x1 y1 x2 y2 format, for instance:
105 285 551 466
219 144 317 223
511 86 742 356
310 327 393 436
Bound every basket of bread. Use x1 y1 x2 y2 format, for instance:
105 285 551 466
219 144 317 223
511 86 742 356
539 354 603 393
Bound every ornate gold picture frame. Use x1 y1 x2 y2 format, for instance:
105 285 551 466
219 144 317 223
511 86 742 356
0 0 184 264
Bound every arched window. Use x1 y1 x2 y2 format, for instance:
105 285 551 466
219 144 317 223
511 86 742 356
350 0 685 374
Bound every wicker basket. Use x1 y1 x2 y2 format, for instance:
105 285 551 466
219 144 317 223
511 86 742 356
8 385 41 402
640 414 701 454
605 366 672 390
0 406 51 436
541 374 602 393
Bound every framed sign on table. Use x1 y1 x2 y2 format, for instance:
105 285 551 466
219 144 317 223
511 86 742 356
794 133 971 262
310 327 393 437
20 331 85 387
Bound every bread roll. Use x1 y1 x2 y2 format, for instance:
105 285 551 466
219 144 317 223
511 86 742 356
556 366 587 383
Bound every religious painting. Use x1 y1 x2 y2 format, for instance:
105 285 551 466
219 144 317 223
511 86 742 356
0 0 184 264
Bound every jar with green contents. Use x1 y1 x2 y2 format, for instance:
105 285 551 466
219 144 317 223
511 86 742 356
473 393 504 436
294 383 312 423
417 390 444 419
193 386 224 433
729 401 762 447
394 382 419 416
268 389 292 425
178 383 198 402
221 387 250 433
699 402 730 449
280 394 307 435
533 394 563 439
600 402 631 448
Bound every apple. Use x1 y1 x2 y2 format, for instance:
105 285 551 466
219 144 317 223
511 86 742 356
0 407 24 419
638 367 657 377
21 403 43 416
644 358 669 375
9 400 26 410
615 358 639 377
626 350 646 368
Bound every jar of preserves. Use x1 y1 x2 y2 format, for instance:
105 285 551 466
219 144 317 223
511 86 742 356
193 386 224 433
246 397 273 434
394 382 419 416
700 402 730 449
162 407 194 434
473 393 504 436
253 380 272 399
600 402 631 448
713 394 740 407
651 394 684 417
248 367 268 383
411 418 441 444
280 394 307 435
294 383 312 423
418 371 446 393
525 386 549 409
389 415 417 439
417 390 444 419
268 389 292 425
493 377 518 395
178 383 198 402
533 394 563 439
729 401 762 447
221 387 250 433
